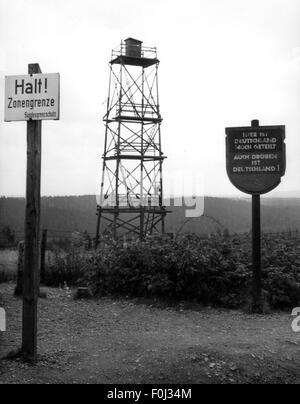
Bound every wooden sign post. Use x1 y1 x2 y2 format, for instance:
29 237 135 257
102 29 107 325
4 64 60 362
226 120 286 313
22 63 42 363
252 192 262 312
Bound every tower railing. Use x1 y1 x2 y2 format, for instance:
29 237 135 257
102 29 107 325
111 42 157 60
116 102 160 120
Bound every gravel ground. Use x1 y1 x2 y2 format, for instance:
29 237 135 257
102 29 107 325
0 282 300 384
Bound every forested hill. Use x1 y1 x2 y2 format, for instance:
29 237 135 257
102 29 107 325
1 195 300 238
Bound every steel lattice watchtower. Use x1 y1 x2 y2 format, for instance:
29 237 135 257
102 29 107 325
96 38 168 243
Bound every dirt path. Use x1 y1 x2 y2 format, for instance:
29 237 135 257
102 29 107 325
1 282 300 384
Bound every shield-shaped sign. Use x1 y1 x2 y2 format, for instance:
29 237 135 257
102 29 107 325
226 124 286 195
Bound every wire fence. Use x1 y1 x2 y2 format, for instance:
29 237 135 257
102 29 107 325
1 226 300 252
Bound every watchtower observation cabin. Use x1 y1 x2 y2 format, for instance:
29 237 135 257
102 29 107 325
95 38 168 243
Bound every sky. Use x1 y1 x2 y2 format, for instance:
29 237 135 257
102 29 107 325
0 0 300 198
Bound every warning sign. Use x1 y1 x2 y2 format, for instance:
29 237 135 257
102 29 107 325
4 73 60 121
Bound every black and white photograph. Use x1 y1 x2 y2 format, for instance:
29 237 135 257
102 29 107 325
0 0 300 388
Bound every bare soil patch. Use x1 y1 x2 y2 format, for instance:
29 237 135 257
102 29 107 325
0 283 300 384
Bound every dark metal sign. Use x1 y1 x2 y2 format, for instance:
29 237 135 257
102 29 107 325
226 125 286 194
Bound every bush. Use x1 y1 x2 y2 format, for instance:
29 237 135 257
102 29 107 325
264 268 300 308
0 270 16 284
43 249 91 287
44 233 300 309
81 235 251 308
0 226 16 249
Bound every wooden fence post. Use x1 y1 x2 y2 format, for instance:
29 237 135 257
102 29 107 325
40 229 47 284
14 241 25 296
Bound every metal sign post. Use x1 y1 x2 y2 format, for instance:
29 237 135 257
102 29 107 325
4 64 60 362
226 120 286 313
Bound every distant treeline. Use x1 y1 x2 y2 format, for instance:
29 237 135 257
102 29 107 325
1 195 300 241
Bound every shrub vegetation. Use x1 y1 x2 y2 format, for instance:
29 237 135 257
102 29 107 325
42 232 300 309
